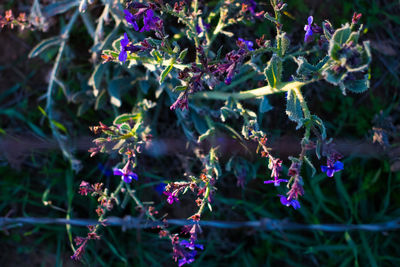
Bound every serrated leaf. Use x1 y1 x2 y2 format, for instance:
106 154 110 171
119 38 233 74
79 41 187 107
28 36 61 58
286 89 304 129
113 113 140 125
160 63 174 84
264 54 281 88
342 73 369 94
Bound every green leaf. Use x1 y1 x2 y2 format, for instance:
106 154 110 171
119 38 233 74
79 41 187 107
151 50 163 63
191 112 208 135
108 78 131 107
322 20 334 40
323 66 347 86
215 45 223 61
94 89 107 110
347 31 359 44
304 156 316 177
295 56 318 77
341 73 369 94
51 119 67 133
286 89 304 129
178 48 188 60
312 115 327 140
173 85 187 92
28 36 61 58
113 113 140 125
329 42 342 61
332 24 351 46
146 38 162 47
160 63 174 84
119 123 131 132
139 80 150 94
198 128 215 143
346 41 372 72
43 0 80 17
278 32 290 56
264 54 281 88
259 96 273 113
88 63 106 97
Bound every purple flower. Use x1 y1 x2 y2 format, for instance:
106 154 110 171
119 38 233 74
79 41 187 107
119 33 130 63
321 161 344 177
140 9 160 32
177 251 196 267
304 16 313 43
195 18 211 34
163 191 179 204
264 178 288 186
278 195 301 210
118 33 143 63
124 9 139 31
238 38 254 51
174 239 203 266
180 240 204 251
154 182 167 195
113 167 138 183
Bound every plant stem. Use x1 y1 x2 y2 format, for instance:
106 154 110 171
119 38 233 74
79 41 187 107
197 185 210 216
293 87 311 140
192 81 306 100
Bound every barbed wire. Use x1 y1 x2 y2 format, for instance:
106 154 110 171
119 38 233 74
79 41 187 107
1 216 399 232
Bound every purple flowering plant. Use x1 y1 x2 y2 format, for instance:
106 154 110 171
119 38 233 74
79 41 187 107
40 0 371 265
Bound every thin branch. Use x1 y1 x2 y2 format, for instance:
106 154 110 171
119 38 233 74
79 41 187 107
1 216 400 232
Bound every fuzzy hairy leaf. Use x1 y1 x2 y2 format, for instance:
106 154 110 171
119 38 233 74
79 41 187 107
341 73 369 94
160 63 174 84
28 36 61 58
278 33 290 56
332 24 351 45
113 113 141 125
286 89 304 129
264 54 282 88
